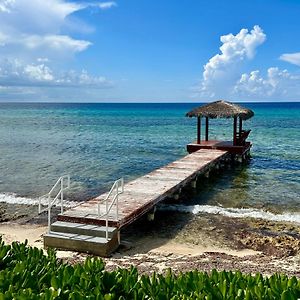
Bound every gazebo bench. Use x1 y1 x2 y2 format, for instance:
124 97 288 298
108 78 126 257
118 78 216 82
237 129 251 146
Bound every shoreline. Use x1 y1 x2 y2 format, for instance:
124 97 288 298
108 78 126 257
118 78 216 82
1 205 300 276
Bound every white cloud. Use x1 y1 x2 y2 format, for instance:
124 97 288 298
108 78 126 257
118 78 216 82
24 64 54 82
192 26 300 100
0 0 97 57
98 2 117 10
198 25 266 98
0 0 117 57
37 58 50 63
0 33 92 55
0 59 112 88
0 31 8 46
58 69 112 87
0 0 81 35
24 35 91 53
0 0 14 13
280 52 300 67
0 0 116 100
234 67 300 99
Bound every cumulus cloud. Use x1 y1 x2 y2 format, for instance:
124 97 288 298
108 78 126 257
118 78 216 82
197 25 266 98
0 0 116 57
0 59 112 88
234 67 300 99
0 0 81 36
0 0 116 99
24 64 54 82
280 52 300 67
192 25 300 100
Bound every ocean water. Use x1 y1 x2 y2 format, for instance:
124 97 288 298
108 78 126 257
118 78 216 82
0 102 299 220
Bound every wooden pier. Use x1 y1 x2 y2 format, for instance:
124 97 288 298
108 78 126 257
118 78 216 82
58 149 229 228
45 149 229 256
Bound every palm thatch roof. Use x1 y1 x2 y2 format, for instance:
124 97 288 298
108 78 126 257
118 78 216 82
186 100 254 120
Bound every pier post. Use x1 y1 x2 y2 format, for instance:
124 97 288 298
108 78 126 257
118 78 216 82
191 180 197 188
174 188 182 200
147 206 156 221
237 155 243 163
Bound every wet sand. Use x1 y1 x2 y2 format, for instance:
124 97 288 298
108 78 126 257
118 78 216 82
1 204 300 276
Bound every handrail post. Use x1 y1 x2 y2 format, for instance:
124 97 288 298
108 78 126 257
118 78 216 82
116 184 119 220
60 177 64 213
39 175 70 232
106 189 108 241
106 216 108 241
48 194 51 233
98 177 124 242
67 175 70 188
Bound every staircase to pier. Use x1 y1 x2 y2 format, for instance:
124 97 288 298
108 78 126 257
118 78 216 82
44 221 119 257
40 176 123 257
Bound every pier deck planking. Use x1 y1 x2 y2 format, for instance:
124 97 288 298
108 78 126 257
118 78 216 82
58 149 228 228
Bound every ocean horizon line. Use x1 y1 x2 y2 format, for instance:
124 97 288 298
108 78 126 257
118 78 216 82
0 101 299 104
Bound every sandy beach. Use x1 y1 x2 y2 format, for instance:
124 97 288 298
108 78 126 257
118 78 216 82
1 204 300 277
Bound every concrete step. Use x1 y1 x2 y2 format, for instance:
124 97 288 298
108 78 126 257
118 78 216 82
50 221 117 239
44 231 119 257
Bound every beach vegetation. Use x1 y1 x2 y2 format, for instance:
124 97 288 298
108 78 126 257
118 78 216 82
0 238 299 299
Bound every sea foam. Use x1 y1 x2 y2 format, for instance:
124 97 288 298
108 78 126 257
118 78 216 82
159 204 300 224
0 193 80 208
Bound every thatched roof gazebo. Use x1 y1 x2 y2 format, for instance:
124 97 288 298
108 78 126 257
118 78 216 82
186 100 254 155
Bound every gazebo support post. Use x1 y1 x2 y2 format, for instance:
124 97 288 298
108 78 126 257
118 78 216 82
239 117 243 139
197 116 201 144
233 116 237 146
205 117 209 141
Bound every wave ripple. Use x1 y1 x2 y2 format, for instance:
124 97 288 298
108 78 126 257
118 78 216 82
159 204 300 224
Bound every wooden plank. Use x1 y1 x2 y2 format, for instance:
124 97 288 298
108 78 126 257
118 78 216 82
58 149 228 228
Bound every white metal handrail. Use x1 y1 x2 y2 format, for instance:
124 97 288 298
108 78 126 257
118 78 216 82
38 175 70 232
98 178 124 240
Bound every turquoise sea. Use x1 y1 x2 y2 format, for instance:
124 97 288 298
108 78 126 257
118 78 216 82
0 102 299 221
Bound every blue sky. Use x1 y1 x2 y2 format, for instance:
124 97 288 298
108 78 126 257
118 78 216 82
0 0 300 102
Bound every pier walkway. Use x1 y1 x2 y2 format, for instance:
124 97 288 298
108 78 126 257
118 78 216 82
58 149 228 229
